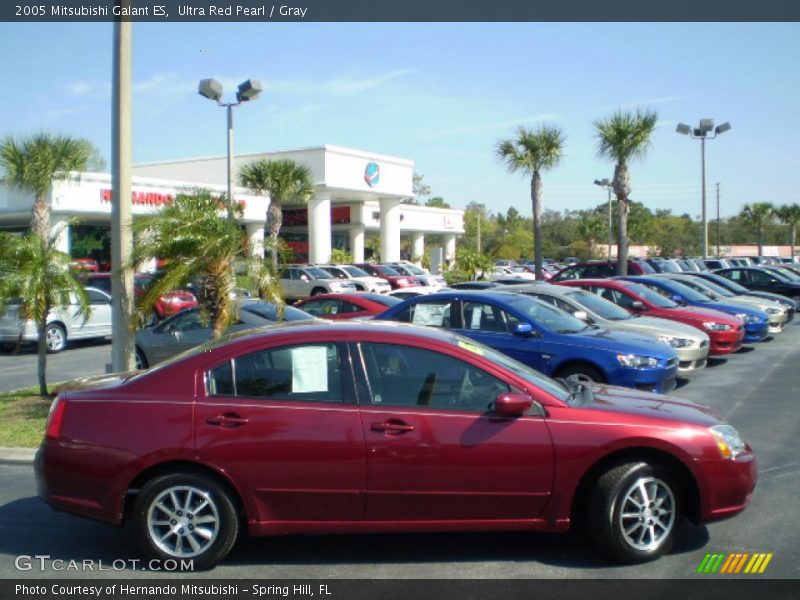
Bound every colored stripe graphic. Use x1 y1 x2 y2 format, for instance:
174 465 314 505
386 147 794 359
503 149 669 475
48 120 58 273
697 552 773 574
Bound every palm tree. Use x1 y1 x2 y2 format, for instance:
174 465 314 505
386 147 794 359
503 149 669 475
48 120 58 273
238 159 314 271
774 204 800 259
739 202 775 256
496 125 565 280
0 228 90 397
131 189 279 339
0 132 100 239
594 109 658 275
577 214 606 259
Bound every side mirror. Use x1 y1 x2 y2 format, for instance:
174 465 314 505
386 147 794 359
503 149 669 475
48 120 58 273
573 310 589 322
493 392 533 417
671 294 685 305
630 301 645 311
512 322 534 337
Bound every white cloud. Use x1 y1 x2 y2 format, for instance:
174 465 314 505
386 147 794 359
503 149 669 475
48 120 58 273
263 68 420 97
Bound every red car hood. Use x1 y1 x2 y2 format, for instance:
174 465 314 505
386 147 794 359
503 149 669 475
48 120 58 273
584 383 723 427
660 305 738 324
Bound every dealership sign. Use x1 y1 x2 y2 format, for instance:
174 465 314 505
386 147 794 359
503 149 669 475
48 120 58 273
364 162 380 187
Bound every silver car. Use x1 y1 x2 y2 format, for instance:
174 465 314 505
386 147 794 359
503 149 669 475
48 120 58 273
385 262 447 288
506 284 710 372
0 287 112 353
315 264 392 294
134 301 314 369
657 273 789 334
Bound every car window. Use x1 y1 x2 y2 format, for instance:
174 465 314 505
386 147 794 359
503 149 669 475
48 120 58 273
460 301 516 333
169 310 204 332
359 342 510 412
304 267 332 279
86 277 112 293
340 301 363 314
302 299 342 316
566 290 632 320
556 266 586 280
343 266 369 277
86 289 109 304
394 301 455 328
724 269 745 283
323 267 347 279
208 343 343 403
502 294 586 334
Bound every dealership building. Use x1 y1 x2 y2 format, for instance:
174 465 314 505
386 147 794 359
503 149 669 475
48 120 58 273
0 145 464 265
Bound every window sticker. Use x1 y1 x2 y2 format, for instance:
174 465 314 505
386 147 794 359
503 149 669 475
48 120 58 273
291 346 329 393
412 303 448 327
470 305 483 330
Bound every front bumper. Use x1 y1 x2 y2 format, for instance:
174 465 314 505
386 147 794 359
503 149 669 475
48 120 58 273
743 321 770 343
708 327 745 355
698 451 758 523
609 363 679 394
676 343 710 372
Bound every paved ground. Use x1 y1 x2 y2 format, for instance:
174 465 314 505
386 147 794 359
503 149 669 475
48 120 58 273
0 339 111 393
0 324 798 579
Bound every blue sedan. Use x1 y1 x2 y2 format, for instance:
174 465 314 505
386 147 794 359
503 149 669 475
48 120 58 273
620 276 770 343
376 290 680 394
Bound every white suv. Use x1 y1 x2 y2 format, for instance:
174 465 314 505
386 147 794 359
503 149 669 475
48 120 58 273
279 265 357 300
315 264 392 294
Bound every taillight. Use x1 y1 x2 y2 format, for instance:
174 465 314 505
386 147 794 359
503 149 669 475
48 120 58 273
46 394 67 440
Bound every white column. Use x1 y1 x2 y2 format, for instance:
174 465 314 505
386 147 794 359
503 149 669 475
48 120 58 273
380 197 402 262
246 223 265 258
444 234 457 263
349 225 365 263
307 192 332 264
410 232 425 263
51 217 70 254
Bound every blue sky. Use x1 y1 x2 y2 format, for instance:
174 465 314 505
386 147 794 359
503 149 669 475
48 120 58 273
1 22 798 218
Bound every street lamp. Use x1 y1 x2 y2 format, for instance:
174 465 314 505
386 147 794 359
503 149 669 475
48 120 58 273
676 119 731 259
198 78 262 217
594 178 614 260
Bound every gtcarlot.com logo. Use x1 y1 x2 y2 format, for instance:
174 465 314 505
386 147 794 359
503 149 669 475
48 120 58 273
697 552 774 574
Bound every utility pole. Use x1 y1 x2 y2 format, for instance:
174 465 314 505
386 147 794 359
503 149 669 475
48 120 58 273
111 1 135 372
476 211 481 253
716 182 721 258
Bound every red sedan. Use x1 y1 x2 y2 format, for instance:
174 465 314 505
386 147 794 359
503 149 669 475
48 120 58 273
295 292 402 319
557 279 745 355
36 321 756 569
84 272 197 322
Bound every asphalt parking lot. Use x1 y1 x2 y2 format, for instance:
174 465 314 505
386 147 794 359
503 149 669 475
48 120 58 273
0 323 798 579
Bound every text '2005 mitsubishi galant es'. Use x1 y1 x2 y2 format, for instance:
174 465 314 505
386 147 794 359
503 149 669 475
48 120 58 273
36 321 757 569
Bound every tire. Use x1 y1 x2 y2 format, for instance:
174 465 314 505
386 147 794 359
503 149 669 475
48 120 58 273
588 462 681 563
135 347 149 370
311 287 326 296
45 323 67 353
558 363 604 384
133 472 239 571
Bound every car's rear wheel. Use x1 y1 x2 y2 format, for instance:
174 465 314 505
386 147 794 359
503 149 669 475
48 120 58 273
311 287 326 296
133 472 239 570
135 347 148 370
45 323 67 353
588 462 680 563
558 363 604 384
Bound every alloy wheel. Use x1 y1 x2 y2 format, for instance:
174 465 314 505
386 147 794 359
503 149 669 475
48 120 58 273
146 485 220 558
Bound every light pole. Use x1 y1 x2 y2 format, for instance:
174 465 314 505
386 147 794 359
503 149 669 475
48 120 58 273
198 78 262 218
594 178 614 259
676 119 731 259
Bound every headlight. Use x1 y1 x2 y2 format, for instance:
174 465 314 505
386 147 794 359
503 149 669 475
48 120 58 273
765 307 780 315
710 425 746 460
617 353 660 368
703 321 732 331
658 336 693 348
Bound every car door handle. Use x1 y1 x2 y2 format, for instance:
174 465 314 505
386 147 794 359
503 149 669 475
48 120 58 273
371 420 415 434
206 413 248 428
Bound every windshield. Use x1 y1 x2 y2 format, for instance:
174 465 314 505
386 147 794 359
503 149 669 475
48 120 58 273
687 278 734 297
626 283 679 308
454 334 570 403
399 264 425 275
566 290 632 321
304 267 333 279
376 265 401 276
242 303 314 321
322 267 347 279
502 294 588 334
773 268 800 282
343 266 369 277
654 279 712 303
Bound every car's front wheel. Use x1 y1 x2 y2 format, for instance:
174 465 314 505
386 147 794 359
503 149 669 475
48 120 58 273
134 347 148 370
557 363 604 385
45 323 67 353
588 462 680 563
133 472 239 570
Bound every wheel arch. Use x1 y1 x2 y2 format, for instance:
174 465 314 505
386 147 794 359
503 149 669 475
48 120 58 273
553 359 608 383
570 446 702 527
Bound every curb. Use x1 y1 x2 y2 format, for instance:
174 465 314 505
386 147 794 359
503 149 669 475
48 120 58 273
0 447 36 466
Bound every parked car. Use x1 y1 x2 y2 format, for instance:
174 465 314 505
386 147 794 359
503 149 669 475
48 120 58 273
389 286 444 300
551 260 655 282
134 300 314 369
449 281 501 290
84 272 197 323
69 257 99 273
684 271 798 316
714 267 800 303
557 279 745 356
0 287 112 353
484 266 535 281
315 264 392 294
645 258 681 273
296 293 402 320
36 320 757 568
385 262 446 288
505 284 710 372
377 290 680 393
354 263 420 289
656 273 789 334
279 265 357 300
619 276 769 344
